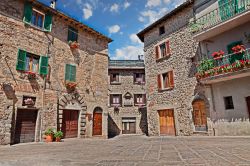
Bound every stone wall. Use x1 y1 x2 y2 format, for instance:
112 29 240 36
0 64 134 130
108 69 148 137
0 0 109 145
143 5 200 136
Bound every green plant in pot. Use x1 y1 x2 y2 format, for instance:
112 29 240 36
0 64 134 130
54 131 63 142
45 128 54 142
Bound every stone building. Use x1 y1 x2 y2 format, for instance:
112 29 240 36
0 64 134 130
138 0 250 136
108 60 148 137
0 0 111 145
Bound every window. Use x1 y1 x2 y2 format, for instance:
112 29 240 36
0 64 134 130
155 40 171 59
23 2 53 31
68 26 78 42
157 71 174 90
134 94 146 106
110 73 120 84
224 96 234 110
110 94 122 106
65 64 76 82
16 49 49 75
134 73 145 84
159 26 165 35
31 9 45 28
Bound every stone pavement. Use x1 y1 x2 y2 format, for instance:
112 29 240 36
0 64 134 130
0 135 250 166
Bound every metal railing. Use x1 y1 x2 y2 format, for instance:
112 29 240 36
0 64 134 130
190 0 250 33
196 48 250 78
109 60 145 68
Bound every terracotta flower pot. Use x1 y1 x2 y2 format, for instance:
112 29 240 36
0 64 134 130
45 135 53 142
55 137 61 142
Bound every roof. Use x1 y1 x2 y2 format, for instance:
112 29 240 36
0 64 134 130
137 0 194 42
32 0 112 43
109 60 145 69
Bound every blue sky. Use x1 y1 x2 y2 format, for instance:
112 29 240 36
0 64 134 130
38 0 185 60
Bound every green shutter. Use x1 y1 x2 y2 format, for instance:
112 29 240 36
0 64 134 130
44 13 53 32
16 49 27 71
23 2 32 24
235 0 245 13
219 0 236 21
65 64 71 81
39 56 49 75
70 65 76 82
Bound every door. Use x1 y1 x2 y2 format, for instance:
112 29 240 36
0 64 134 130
158 109 175 136
192 100 207 131
14 109 37 144
93 111 102 136
62 110 78 138
246 97 250 118
122 118 136 134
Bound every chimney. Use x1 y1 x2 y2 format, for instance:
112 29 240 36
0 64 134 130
50 0 56 9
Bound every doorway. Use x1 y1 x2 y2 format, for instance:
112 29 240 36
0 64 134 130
62 110 79 138
122 117 136 134
192 100 207 131
158 109 176 136
93 107 103 136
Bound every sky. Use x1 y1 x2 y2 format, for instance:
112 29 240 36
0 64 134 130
38 0 186 60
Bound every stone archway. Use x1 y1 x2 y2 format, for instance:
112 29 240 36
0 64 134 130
58 93 87 138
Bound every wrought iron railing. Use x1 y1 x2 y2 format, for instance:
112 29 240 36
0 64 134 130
190 0 250 34
196 48 250 79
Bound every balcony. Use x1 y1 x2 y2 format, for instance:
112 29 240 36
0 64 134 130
196 47 250 84
190 0 250 41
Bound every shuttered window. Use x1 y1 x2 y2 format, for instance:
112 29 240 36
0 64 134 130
39 56 49 75
16 49 27 71
65 64 76 82
155 40 171 60
23 2 53 32
110 94 122 106
157 70 174 90
134 94 146 105
68 26 78 42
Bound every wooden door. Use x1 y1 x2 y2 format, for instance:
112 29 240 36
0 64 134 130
158 109 175 136
122 119 136 134
192 100 207 131
15 109 37 144
246 97 250 118
93 112 102 136
62 110 78 138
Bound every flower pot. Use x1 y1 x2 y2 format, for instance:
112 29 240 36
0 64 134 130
45 135 53 142
55 137 61 142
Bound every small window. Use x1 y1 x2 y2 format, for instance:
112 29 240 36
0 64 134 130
134 94 146 105
159 26 165 35
155 41 171 59
31 9 45 28
25 53 40 73
110 73 120 84
158 71 174 90
68 26 78 42
110 94 122 106
134 73 145 84
224 96 234 110
65 64 76 82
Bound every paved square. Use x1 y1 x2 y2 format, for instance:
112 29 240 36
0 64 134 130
0 136 250 166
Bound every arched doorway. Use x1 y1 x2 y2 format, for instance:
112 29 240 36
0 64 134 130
192 100 207 131
93 107 103 136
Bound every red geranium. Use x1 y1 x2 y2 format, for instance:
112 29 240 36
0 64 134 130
231 45 245 54
212 50 224 59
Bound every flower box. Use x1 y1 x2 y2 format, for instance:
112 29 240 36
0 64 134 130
69 41 80 49
65 81 77 89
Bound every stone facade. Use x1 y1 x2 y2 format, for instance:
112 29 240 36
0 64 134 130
138 2 200 136
0 0 111 145
108 60 148 137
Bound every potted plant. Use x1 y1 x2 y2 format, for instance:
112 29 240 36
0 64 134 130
232 45 245 54
68 41 80 49
212 50 224 59
65 81 77 90
45 128 54 142
54 131 63 142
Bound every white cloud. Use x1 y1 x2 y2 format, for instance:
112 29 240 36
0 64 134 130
112 45 144 60
110 3 119 13
124 1 131 9
83 3 93 20
146 0 161 7
163 0 171 4
130 34 142 44
108 25 120 34
138 16 145 22
139 8 168 24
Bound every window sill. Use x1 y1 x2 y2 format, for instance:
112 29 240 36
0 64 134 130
110 82 121 85
134 104 146 106
158 87 174 92
110 104 122 107
24 21 50 32
156 55 171 62
134 82 146 85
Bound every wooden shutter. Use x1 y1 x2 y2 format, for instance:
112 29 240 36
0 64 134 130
157 74 162 90
44 13 53 32
110 94 113 105
16 49 27 71
23 2 32 23
166 41 171 56
168 71 174 88
39 56 49 75
65 64 71 81
119 94 122 106
155 46 159 59
70 65 76 82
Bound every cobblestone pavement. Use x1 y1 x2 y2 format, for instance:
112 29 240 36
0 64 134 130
0 135 250 166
